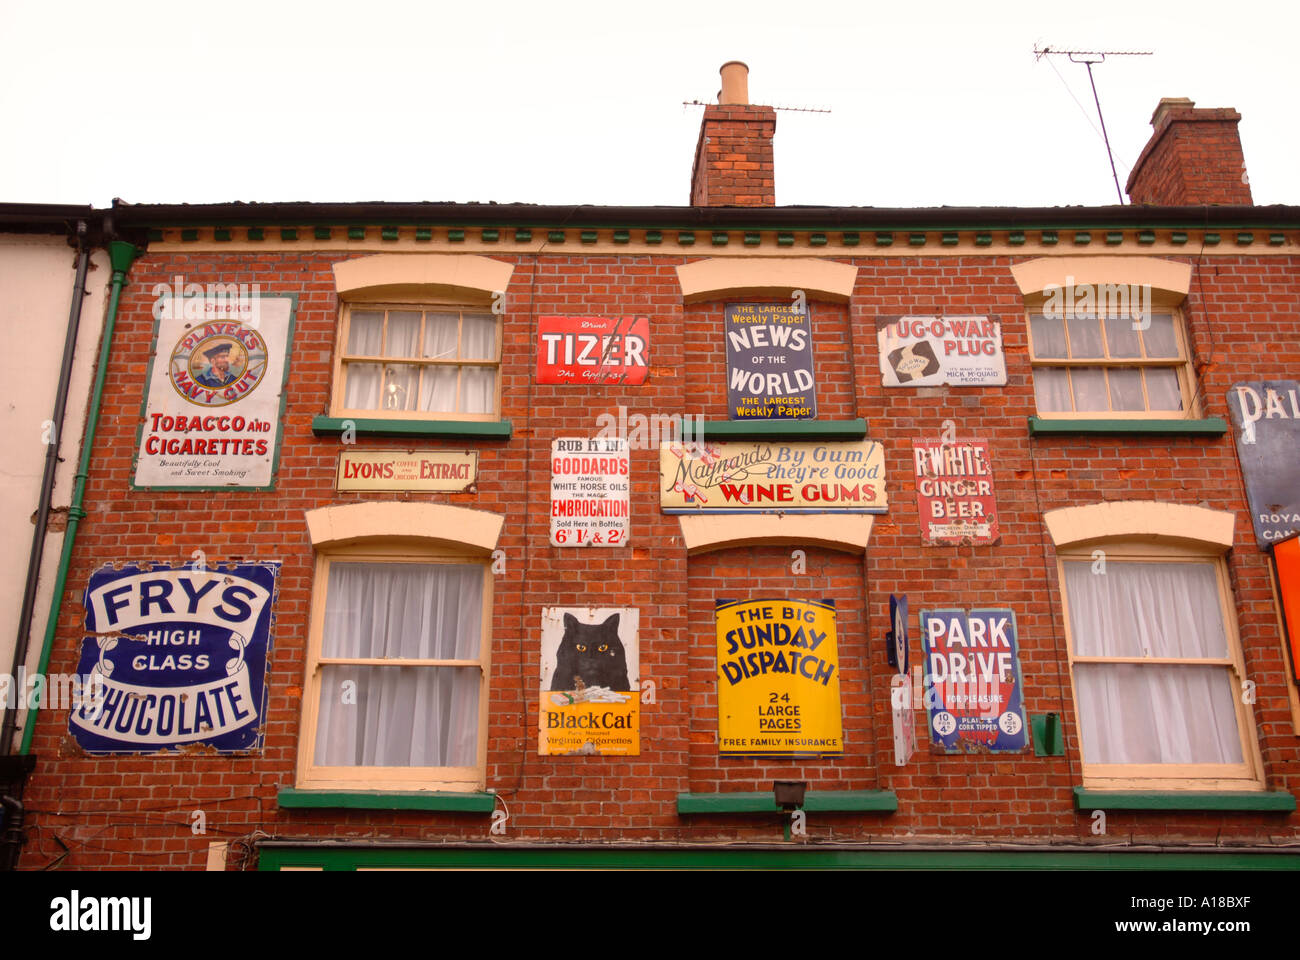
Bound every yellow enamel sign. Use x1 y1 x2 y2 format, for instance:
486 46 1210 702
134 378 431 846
715 599 843 754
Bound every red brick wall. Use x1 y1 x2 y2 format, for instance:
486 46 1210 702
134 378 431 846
689 105 777 206
19 246 1300 867
1126 107 1253 206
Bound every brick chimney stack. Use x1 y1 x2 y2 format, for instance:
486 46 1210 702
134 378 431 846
689 61 776 207
1126 98 1253 205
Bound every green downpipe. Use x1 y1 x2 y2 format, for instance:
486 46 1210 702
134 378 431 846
19 241 138 755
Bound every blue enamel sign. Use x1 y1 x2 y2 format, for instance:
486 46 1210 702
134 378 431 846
919 607 1027 753
69 562 277 754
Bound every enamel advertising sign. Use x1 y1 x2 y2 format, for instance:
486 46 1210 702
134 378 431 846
69 562 278 754
888 594 916 766
336 449 478 492
725 302 816 420
551 437 630 546
659 439 886 513
716 599 843 755
1226 381 1300 548
134 293 295 489
538 607 640 756
920 607 1027 753
912 439 999 544
536 315 649 385
877 315 1006 387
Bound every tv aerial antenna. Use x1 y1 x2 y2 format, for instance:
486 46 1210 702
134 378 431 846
1034 45 1152 204
682 100 831 114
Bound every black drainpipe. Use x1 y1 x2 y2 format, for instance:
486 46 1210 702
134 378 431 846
1 220 91 756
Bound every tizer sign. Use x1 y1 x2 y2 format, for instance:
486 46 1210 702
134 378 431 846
536 315 649 385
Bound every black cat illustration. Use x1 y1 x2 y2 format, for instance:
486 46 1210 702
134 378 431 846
550 613 630 691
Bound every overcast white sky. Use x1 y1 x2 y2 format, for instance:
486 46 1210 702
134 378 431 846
2 0 1295 209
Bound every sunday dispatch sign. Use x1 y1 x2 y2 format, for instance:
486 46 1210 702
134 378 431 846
716 599 842 755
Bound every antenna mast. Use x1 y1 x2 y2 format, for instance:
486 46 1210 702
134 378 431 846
1034 45 1153 204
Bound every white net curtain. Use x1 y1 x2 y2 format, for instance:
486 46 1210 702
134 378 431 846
1031 313 1183 414
1062 560 1243 766
313 562 483 768
343 308 497 415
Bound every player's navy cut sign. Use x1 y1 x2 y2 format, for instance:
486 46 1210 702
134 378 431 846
920 607 1027 753
70 562 277 754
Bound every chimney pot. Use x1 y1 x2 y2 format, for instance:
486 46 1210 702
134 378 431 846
1151 97 1195 129
719 61 749 105
690 62 775 206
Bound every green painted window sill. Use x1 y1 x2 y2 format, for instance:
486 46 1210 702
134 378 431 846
1073 787 1296 812
677 789 897 814
680 418 868 441
277 788 496 812
1028 416 1227 437
257 843 1300 871
311 416 512 439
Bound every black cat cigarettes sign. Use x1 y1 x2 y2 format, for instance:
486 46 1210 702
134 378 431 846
538 607 640 756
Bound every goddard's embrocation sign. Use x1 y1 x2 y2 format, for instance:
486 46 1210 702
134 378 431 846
716 599 843 755
69 562 277 754
912 439 999 544
877 315 1007 387
538 607 639 756
920 607 1027 753
551 437 630 546
660 439 886 513
134 294 294 489
725 302 816 419
536 315 649 385
336 449 477 492
1226 381 1300 548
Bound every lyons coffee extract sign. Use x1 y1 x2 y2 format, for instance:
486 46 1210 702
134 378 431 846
1226 381 1300 548
716 599 842 755
336 449 477 492
69 562 277 754
725 302 816 419
134 294 295 489
912 439 999 544
551 437 630 546
877 315 1006 387
660 439 886 513
538 607 639 755
536 315 649 385
920 607 1027 753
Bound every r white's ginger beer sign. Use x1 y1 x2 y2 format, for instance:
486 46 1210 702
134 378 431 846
659 440 886 513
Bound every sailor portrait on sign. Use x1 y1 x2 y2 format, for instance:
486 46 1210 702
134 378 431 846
193 340 242 388
167 322 268 408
